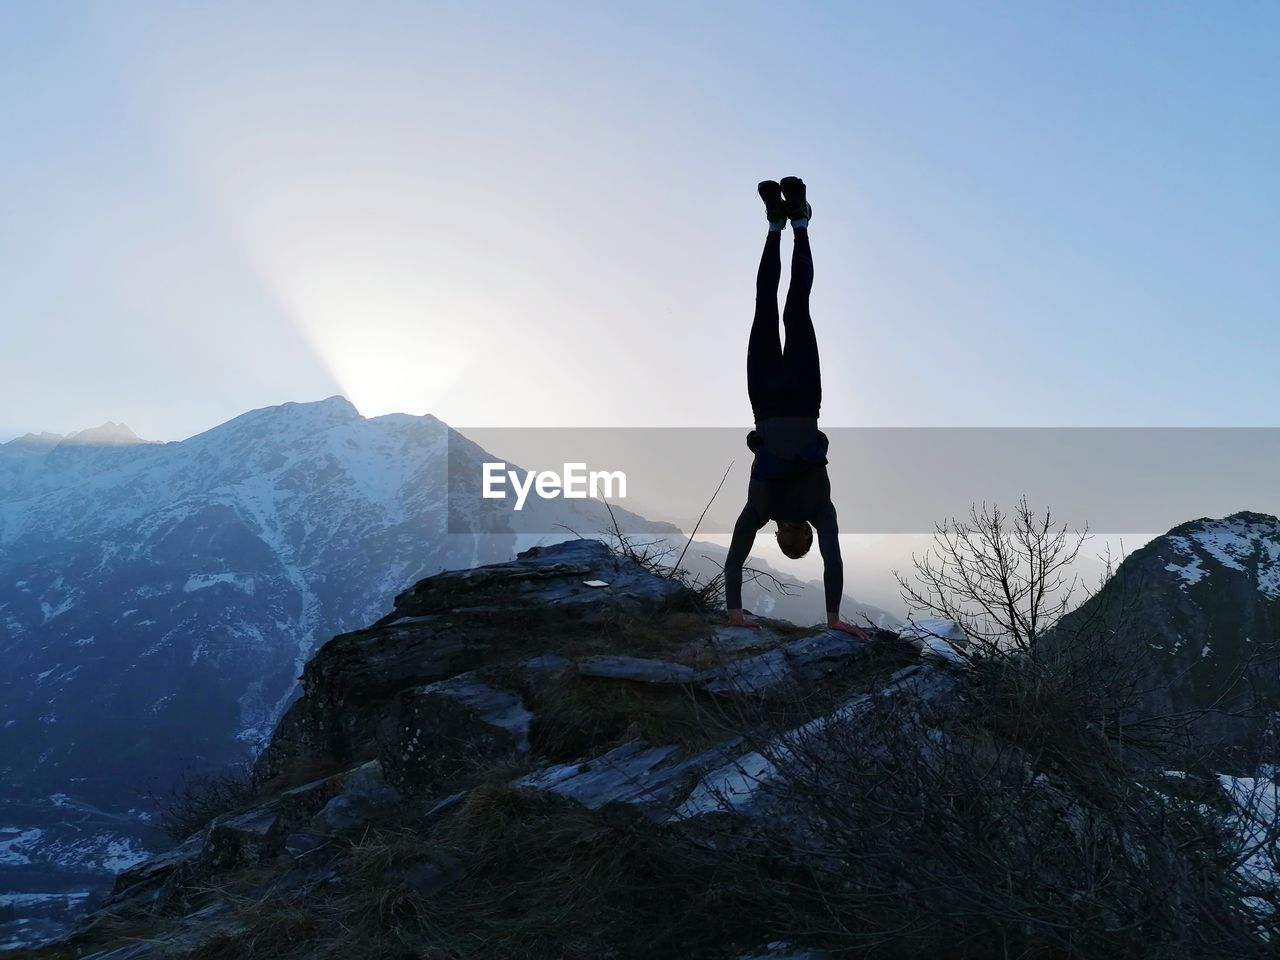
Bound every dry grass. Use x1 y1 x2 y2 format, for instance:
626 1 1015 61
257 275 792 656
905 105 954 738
523 666 728 760
170 785 760 960
607 609 715 659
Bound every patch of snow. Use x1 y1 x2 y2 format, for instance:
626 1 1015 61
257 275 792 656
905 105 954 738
99 836 150 872
183 572 255 595
1164 555 1208 588
1261 543 1280 598
899 617 967 644
1192 525 1251 572
0 890 90 908
11 826 152 876
1169 518 1280 599
898 618 969 664
40 594 77 622
919 635 968 664
0 827 44 865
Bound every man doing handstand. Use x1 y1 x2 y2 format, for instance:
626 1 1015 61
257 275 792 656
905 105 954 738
724 176 866 638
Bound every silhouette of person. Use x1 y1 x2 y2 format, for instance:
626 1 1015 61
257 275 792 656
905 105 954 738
724 177 867 638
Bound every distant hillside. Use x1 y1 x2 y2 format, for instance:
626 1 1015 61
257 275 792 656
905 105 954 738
1055 511 1280 766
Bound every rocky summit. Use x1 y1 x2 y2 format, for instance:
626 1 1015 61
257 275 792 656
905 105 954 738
20 538 1275 960
22 540 942 959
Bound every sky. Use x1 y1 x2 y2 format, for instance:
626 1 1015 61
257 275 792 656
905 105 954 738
2 1 1278 444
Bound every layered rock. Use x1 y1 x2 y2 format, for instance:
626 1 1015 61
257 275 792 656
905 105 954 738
253 538 698 788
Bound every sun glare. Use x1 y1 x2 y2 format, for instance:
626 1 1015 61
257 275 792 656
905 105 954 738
266 266 485 419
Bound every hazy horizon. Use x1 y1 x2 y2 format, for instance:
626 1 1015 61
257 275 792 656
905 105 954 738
0 389 1170 620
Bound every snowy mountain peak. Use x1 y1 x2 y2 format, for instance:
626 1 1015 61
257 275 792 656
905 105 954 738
1180 510 1280 537
1162 511 1280 599
191 395 362 443
273 395 360 421
58 421 145 448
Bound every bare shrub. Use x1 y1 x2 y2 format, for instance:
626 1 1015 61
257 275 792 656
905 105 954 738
896 497 1090 654
895 499 1235 775
151 762 258 843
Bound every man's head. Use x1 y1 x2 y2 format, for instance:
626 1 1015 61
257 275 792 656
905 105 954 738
775 520 813 559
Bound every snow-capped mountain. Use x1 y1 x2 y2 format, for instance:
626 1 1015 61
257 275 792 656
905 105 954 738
0 396 672 947
1160 513 1280 602
1056 511 1280 766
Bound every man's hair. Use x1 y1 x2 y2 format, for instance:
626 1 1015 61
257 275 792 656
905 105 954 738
776 521 813 559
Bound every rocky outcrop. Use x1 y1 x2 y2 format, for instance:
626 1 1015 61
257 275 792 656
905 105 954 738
516 738 745 819
699 628 875 694
380 673 532 793
253 538 697 786
1053 511 1280 764
41 538 928 958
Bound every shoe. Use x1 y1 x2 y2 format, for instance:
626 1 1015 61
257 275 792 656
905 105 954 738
757 180 786 224
780 176 811 222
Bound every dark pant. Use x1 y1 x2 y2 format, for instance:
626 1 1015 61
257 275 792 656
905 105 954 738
747 229 821 420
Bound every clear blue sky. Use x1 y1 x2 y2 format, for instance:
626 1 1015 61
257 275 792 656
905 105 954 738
2 1 1277 441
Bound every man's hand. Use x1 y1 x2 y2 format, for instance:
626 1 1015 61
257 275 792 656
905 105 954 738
828 615 870 641
727 609 761 629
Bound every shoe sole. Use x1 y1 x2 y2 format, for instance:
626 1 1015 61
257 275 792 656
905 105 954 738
757 180 786 222
779 176 810 221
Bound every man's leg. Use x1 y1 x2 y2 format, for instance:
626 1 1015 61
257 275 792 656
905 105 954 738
781 227 821 415
747 231 784 419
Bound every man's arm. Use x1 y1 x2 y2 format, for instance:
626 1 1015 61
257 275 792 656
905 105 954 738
814 501 868 638
725 499 767 625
